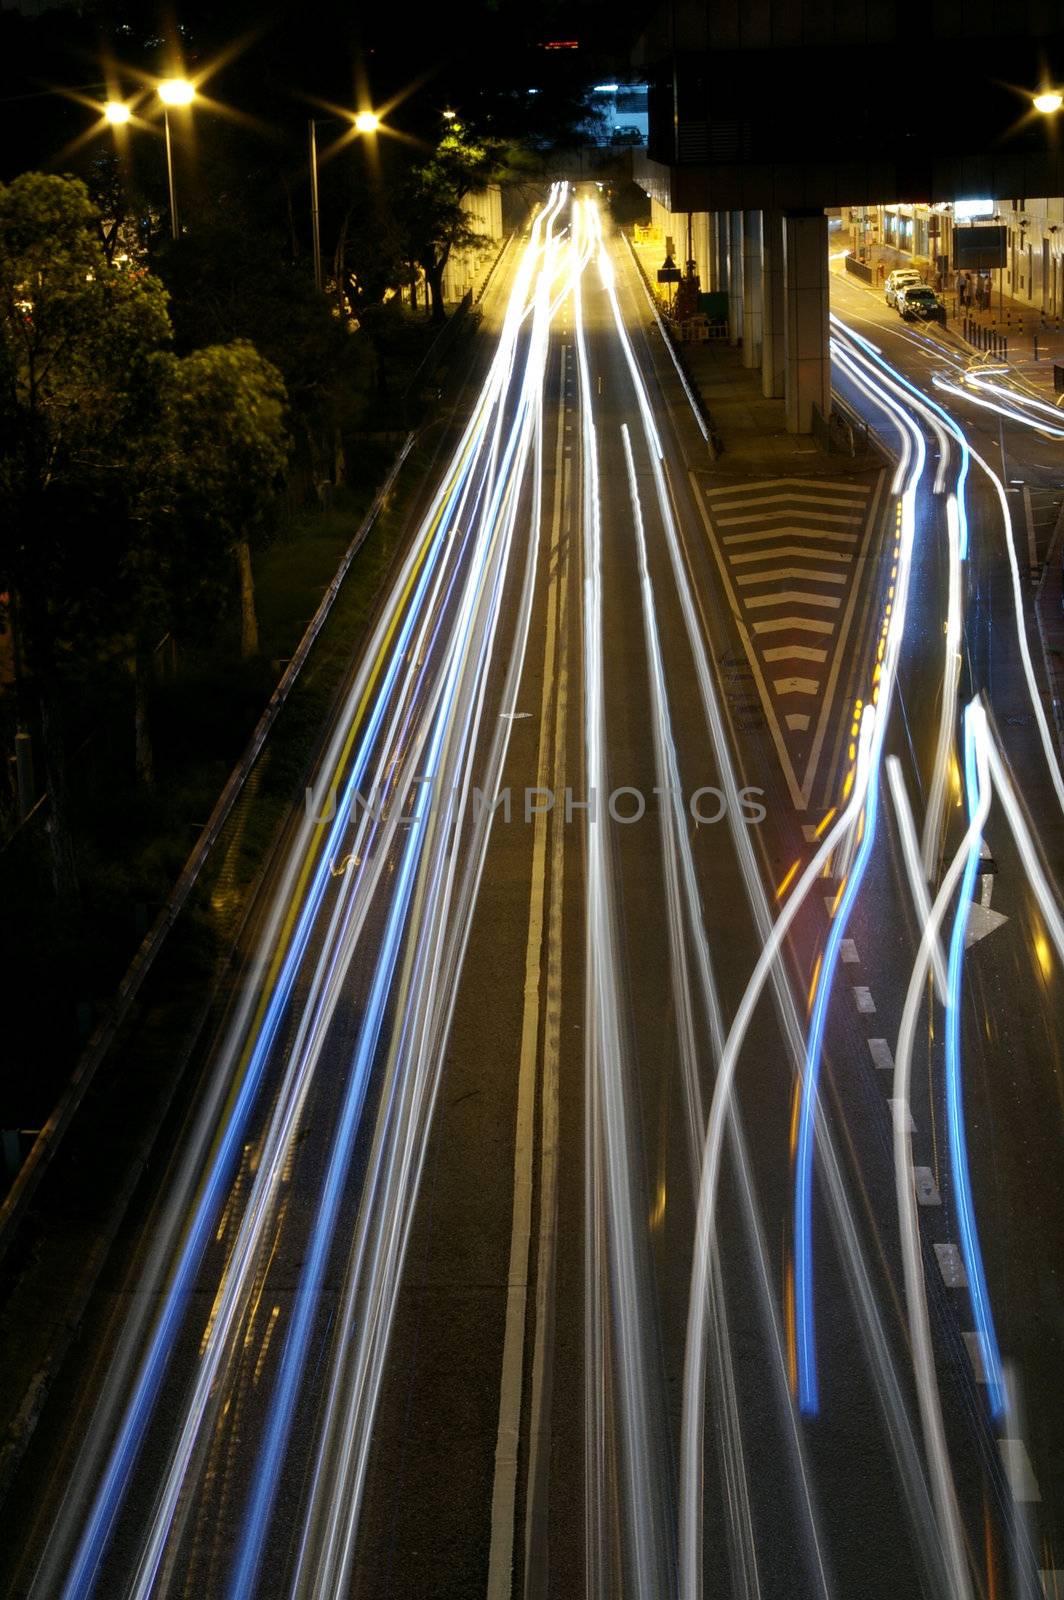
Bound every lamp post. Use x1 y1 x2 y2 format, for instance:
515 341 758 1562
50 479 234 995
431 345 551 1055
157 78 195 240
308 108 381 294
309 119 323 292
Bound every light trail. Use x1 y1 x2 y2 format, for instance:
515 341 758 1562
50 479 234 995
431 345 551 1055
943 704 1006 1420
593 216 940 1600
45 184 571 1600
574 197 672 1599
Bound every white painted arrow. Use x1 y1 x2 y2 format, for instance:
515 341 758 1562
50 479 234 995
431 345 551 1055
965 901 1009 947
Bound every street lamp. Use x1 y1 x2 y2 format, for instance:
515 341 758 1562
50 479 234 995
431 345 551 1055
308 107 382 293
1033 89 1063 114
158 78 195 239
104 100 132 126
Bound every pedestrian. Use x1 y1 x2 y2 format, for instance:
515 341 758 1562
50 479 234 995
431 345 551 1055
958 273 968 308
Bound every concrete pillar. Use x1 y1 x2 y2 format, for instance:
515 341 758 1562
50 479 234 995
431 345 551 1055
783 211 830 434
742 210 762 368
707 211 720 290
761 209 785 398
728 210 743 347
691 211 712 294
714 211 729 293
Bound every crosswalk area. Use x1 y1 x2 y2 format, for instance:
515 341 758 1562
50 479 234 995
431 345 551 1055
693 473 886 808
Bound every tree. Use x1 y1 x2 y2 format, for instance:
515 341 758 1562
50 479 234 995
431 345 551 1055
0 172 171 886
152 340 288 661
399 123 503 323
159 219 370 497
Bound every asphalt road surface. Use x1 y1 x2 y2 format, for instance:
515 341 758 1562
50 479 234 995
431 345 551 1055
4 190 1064 1600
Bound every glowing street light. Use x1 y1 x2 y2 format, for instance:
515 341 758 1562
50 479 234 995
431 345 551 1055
1033 89 1064 114
104 100 132 126
442 108 457 121
158 77 195 108
308 107 383 293
157 79 196 239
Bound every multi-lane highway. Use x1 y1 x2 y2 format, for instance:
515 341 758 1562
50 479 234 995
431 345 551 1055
4 189 1064 1600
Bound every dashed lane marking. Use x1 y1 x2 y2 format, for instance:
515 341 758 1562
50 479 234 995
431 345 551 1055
934 1242 968 1288
914 1167 941 1205
853 985 876 1014
1000 1438 1041 1503
839 938 858 963
868 1038 894 1071
963 1331 988 1383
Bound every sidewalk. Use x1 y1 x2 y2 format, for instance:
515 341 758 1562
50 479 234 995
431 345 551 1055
627 231 879 475
842 248 1064 399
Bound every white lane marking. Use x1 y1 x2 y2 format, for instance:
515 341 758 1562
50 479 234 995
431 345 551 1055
839 938 858 963
913 1167 941 1205
1000 1438 1042 1502
730 545 853 566
722 525 859 546
702 476 871 497
716 508 864 526
823 894 837 916
773 676 820 696
752 616 835 636
736 566 848 587
867 1038 894 1070
801 824 820 841
766 645 828 663
934 1242 968 1288
745 590 842 612
786 713 810 731
962 1331 988 1383
889 1098 915 1132
853 985 876 1013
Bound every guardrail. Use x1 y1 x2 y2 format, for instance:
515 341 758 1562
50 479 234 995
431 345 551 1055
813 400 871 458
844 255 874 286
624 232 722 459
0 433 415 1264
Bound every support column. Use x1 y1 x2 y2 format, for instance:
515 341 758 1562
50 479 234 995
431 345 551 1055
783 211 830 434
691 211 712 294
728 210 743 347
715 212 730 296
707 211 720 290
761 209 785 398
742 210 762 368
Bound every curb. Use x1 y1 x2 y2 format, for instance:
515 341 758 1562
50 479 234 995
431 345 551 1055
1034 500 1064 766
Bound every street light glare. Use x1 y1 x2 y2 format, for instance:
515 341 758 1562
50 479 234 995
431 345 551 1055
104 101 132 125
159 78 195 107
1033 89 1063 113
353 110 380 133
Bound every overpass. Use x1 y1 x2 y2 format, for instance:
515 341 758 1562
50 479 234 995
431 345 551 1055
630 0 1064 429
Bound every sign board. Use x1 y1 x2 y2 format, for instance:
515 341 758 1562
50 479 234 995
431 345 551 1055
657 267 681 283
954 198 995 220
954 224 1006 269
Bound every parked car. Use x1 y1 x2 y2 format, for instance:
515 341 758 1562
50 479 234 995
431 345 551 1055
885 268 923 307
897 284 944 322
